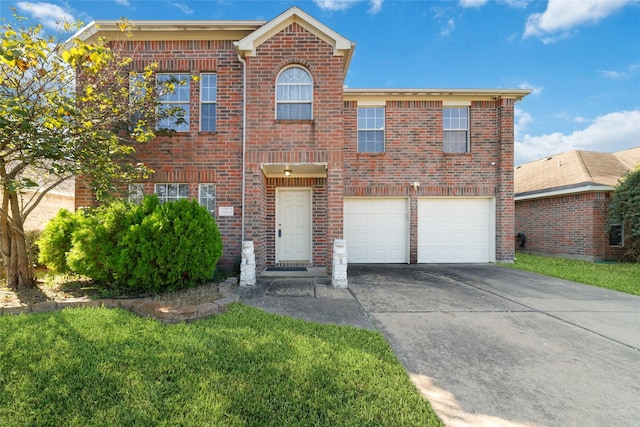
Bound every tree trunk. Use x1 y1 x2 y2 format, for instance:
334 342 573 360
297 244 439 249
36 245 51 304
1 191 35 289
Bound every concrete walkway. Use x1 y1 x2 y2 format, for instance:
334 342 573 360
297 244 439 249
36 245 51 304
239 264 640 427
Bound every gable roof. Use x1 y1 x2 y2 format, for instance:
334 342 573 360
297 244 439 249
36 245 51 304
235 6 355 77
515 146 640 199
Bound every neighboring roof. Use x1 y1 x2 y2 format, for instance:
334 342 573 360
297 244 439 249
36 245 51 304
515 146 640 199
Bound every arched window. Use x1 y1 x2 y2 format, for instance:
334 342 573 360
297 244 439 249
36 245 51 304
276 66 312 120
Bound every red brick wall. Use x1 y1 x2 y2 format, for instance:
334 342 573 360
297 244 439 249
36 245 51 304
515 192 624 261
243 23 346 269
343 99 515 262
76 39 245 270
75 23 519 270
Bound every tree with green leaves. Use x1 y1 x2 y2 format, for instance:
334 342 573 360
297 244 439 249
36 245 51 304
607 167 640 262
0 14 164 289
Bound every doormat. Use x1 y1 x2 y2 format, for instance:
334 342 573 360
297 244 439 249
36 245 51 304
266 267 307 272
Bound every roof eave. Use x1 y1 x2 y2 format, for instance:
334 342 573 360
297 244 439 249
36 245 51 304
515 184 614 201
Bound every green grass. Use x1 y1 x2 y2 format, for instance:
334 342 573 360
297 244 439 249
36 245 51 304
0 304 442 427
505 252 640 296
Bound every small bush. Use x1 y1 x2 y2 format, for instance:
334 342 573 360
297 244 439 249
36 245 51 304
37 209 80 273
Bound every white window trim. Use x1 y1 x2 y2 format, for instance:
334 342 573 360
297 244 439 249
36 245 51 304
200 73 217 132
443 107 470 153
357 107 385 153
198 183 216 213
275 66 313 120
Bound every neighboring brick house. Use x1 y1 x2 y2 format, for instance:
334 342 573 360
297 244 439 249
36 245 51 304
515 147 640 261
74 7 529 274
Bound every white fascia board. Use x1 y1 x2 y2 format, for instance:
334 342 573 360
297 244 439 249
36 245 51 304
344 88 532 102
515 185 614 201
236 6 353 57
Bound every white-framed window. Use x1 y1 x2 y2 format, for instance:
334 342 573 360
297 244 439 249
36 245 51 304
358 107 385 153
609 225 623 246
276 66 312 120
198 184 216 213
157 73 190 132
443 107 469 153
154 183 189 203
128 183 144 204
200 73 217 132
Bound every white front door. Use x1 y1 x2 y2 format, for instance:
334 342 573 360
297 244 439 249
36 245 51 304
276 188 312 263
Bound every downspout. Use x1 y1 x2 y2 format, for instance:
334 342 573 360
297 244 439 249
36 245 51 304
236 50 247 242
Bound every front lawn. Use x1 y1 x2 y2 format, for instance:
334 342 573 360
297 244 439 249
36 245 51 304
0 304 442 426
505 252 640 296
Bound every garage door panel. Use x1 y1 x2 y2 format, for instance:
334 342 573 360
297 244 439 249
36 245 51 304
344 198 408 263
418 198 494 263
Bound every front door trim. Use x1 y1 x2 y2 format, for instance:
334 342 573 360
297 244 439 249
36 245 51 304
275 187 313 263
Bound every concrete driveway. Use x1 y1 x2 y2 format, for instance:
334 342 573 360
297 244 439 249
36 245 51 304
348 264 640 427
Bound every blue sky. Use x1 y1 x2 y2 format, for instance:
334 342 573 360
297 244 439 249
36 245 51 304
3 0 639 165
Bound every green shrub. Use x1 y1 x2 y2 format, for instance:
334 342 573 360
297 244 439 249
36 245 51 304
113 198 222 292
37 209 80 273
55 196 222 293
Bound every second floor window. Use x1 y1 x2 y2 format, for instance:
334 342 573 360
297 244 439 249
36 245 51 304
358 107 385 153
276 66 312 120
443 107 469 153
200 73 217 131
157 73 190 132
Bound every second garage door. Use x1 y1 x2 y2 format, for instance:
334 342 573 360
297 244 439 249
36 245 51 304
418 198 495 263
344 198 408 263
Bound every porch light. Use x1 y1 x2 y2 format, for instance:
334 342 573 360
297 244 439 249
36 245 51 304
284 169 292 177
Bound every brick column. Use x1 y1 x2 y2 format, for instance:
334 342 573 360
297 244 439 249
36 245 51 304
497 98 515 262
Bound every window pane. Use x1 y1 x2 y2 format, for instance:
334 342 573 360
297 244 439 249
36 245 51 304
199 184 216 212
128 184 144 204
443 130 468 153
201 104 216 132
609 225 623 246
277 103 311 120
200 74 217 102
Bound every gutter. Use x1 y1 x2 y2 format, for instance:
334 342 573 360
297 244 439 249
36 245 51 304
235 47 247 242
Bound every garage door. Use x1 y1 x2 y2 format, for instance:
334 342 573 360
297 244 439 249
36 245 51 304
344 198 408 263
418 198 494 263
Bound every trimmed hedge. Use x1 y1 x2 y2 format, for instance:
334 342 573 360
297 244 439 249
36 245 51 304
38 196 223 293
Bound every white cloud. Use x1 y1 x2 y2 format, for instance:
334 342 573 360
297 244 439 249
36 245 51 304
169 2 194 14
515 110 640 165
514 107 533 139
369 0 383 14
599 64 640 79
16 2 76 29
524 0 634 40
440 18 455 37
518 82 543 96
114 0 131 6
314 0 384 14
459 0 488 8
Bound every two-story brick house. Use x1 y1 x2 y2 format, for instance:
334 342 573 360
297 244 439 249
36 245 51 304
74 7 529 276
